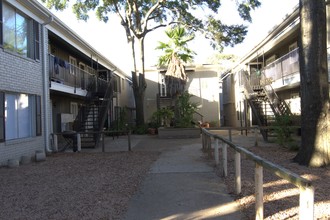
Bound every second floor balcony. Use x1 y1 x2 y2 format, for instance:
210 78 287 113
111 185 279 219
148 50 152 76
262 48 300 89
247 48 300 90
48 54 109 95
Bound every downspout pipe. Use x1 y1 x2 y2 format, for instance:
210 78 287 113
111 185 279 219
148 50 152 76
41 16 54 153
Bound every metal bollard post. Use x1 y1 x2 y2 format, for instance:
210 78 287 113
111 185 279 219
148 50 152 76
254 127 259 147
77 133 81 152
214 138 219 166
53 134 58 152
126 124 131 151
102 133 105 153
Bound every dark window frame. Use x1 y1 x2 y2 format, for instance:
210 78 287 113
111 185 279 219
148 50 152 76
36 95 42 136
0 92 41 142
0 0 3 46
1 1 40 60
0 92 4 142
33 21 40 61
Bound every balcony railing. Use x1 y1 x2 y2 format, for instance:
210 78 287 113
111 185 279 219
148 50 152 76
262 48 300 88
48 54 108 93
244 48 300 89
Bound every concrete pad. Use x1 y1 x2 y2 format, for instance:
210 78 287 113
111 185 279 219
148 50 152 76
124 172 241 220
124 140 242 220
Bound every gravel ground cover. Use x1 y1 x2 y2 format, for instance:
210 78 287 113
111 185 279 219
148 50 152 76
217 138 330 220
1 134 329 220
0 151 159 220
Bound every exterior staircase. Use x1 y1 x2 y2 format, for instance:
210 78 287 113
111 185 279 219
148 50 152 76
73 75 113 148
157 94 175 109
241 71 292 141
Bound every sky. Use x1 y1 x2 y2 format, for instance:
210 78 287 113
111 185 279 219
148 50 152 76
38 0 298 74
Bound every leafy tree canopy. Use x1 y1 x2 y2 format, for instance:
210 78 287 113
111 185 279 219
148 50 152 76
41 0 261 51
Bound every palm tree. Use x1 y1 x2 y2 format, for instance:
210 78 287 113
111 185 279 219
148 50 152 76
156 26 196 127
156 26 196 96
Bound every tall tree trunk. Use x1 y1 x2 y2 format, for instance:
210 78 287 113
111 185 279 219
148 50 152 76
294 0 330 167
132 37 146 127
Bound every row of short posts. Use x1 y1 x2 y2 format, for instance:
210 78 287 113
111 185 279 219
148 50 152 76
202 128 314 220
52 133 81 152
53 130 131 153
101 125 131 152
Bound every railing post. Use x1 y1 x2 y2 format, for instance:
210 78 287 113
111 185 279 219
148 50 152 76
202 132 206 152
228 128 232 141
53 134 58 152
255 163 264 220
102 133 105 152
77 133 81 152
254 127 259 147
222 143 228 177
128 129 131 151
208 135 212 159
299 186 314 220
235 151 241 194
214 138 219 166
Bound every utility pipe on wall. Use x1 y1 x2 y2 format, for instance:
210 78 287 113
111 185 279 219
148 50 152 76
41 16 54 153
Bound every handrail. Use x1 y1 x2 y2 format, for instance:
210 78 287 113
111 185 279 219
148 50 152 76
193 111 204 122
201 127 314 220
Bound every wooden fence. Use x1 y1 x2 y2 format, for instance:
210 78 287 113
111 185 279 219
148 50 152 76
201 128 314 220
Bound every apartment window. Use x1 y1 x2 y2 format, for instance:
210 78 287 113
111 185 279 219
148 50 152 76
69 56 77 74
0 2 40 59
0 92 41 142
70 102 78 120
160 74 167 97
0 92 4 142
0 1 3 45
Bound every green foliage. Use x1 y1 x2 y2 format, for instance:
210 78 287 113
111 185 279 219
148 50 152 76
151 108 174 127
41 0 261 127
41 0 261 51
274 115 294 147
175 91 198 128
133 124 148 135
208 121 218 128
156 26 196 67
117 108 128 130
107 108 128 131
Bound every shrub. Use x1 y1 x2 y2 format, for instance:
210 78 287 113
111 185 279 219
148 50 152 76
151 108 174 127
274 114 295 147
175 91 198 128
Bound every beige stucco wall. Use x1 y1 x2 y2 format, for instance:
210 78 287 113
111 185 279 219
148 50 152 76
144 65 221 127
144 70 161 124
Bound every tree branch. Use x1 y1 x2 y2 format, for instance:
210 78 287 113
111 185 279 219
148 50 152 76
145 21 179 34
139 0 165 36
112 4 133 43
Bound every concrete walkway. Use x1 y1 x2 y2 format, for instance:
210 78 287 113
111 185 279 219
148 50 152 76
101 135 242 220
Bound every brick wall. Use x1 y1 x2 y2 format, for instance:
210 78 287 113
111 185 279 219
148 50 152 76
0 49 45 166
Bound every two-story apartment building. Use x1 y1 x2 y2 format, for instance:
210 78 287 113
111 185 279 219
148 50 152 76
0 0 134 166
145 64 221 127
221 4 330 140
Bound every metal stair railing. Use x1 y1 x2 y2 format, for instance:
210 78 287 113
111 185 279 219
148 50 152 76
260 70 292 117
94 79 114 148
73 76 97 132
240 72 269 140
72 75 112 148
